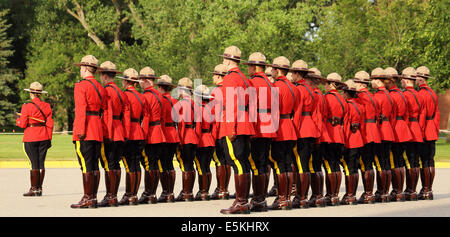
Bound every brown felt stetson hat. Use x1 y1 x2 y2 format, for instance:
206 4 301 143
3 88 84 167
400 67 418 80
194 85 214 99
305 67 325 81
139 67 159 79
352 71 371 84
326 72 346 86
156 74 176 88
370 67 388 79
97 61 122 74
385 67 400 81
270 56 290 70
24 82 48 94
210 64 227 76
116 68 140 82
342 79 357 92
289 59 312 73
74 55 99 68
178 77 193 90
242 52 268 66
416 66 433 79
218 46 243 61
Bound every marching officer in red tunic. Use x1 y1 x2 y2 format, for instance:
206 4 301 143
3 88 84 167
139 67 166 204
416 66 439 200
323 72 347 206
399 67 424 201
268 56 299 210
118 68 147 205
209 64 232 200
265 65 279 198
242 52 277 212
218 46 256 214
290 60 320 209
193 85 215 201
156 75 179 203
71 55 108 208
174 77 200 202
341 80 365 205
97 61 127 207
308 68 330 207
384 67 413 202
354 70 379 204
370 67 395 203
16 82 54 197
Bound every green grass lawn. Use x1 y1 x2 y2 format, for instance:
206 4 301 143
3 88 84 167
1 134 450 162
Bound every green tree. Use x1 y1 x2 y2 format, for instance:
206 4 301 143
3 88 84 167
0 9 20 128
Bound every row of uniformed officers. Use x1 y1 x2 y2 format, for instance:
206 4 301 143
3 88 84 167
16 45 439 214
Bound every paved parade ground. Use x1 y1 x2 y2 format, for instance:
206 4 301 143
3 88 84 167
1 168 450 217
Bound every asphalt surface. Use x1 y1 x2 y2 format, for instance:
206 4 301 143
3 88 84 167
1 168 449 217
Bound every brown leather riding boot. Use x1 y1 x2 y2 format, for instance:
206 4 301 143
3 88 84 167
419 167 432 200
224 165 231 198
272 173 291 210
176 171 195 202
119 172 132 205
390 168 405 202
332 172 341 206
291 164 298 196
375 170 388 203
99 170 118 207
358 170 375 204
404 168 418 201
114 169 121 197
166 170 175 202
195 173 210 201
37 169 45 196
211 165 224 200
308 172 319 207
268 168 278 197
92 170 100 206
314 172 326 207
325 172 337 206
23 169 40 197
158 171 170 202
294 172 310 208
428 166 435 200
138 170 151 204
340 174 357 205
383 169 391 202
71 172 96 208
250 174 267 212
220 174 250 214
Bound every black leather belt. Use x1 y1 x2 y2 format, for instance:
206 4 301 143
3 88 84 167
365 118 377 123
149 121 161 126
301 111 311 116
395 116 404 121
257 108 271 113
201 128 212 133
280 114 292 119
379 115 389 122
409 117 418 122
86 111 100 116
185 124 195 128
327 117 343 126
113 115 122 120
165 122 176 127
131 118 140 123
28 123 45 127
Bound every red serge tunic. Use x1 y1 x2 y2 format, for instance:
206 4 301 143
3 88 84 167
389 86 413 143
249 72 277 138
312 88 332 143
142 86 166 144
174 96 200 145
218 67 255 138
273 76 300 142
294 80 320 139
73 76 108 142
418 84 440 141
198 101 215 148
356 88 381 144
16 97 54 142
123 85 147 141
161 92 180 144
403 86 424 142
344 99 365 149
210 83 223 140
325 90 348 144
103 82 127 142
373 87 395 142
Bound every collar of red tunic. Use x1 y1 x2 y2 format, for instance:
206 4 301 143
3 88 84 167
127 85 136 90
182 95 192 100
144 86 154 91
216 81 223 87
389 85 399 91
276 76 287 81
228 67 240 73
251 71 265 77
405 86 415 90
162 92 170 97
32 97 41 103
106 81 115 86
83 75 95 80
328 89 338 94
377 86 387 91
358 87 369 92
297 79 306 84
419 84 428 88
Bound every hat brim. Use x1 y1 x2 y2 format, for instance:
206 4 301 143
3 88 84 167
325 79 346 86
217 54 243 61
370 75 388 80
177 86 193 91
157 82 177 88
24 89 48 94
194 92 214 99
289 68 313 73
242 61 268 66
400 75 418 80
353 78 371 84
139 76 160 80
269 64 290 70
416 73 433 79
342 86 357 92
210 71 226 76
116 75 141 82
74 63 99 68
97 69 122 74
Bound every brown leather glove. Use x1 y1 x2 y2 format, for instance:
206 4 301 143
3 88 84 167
227 134 237 142
77 134 86 141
